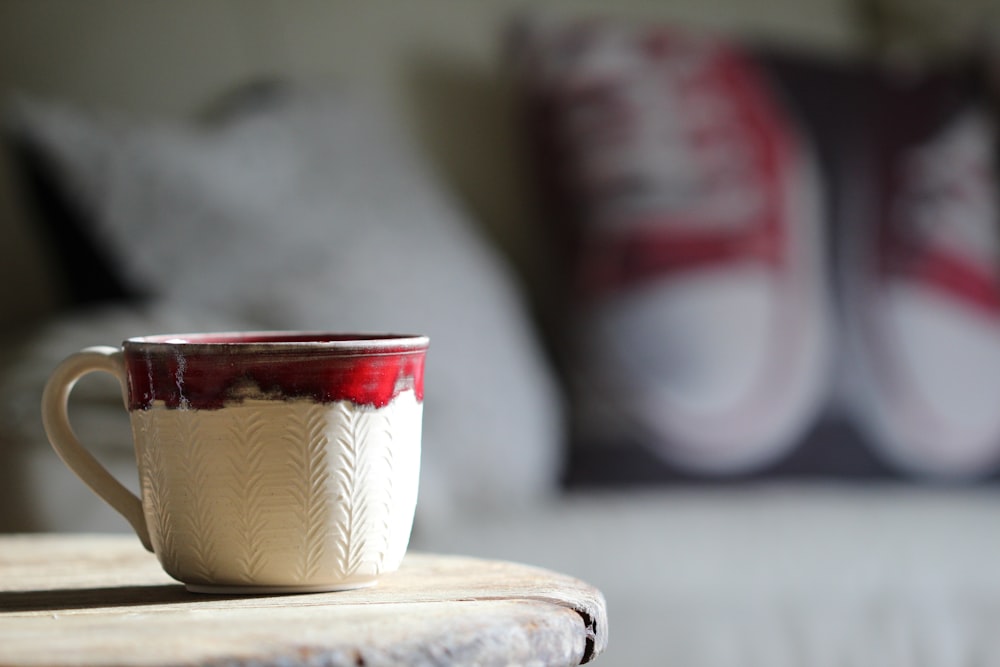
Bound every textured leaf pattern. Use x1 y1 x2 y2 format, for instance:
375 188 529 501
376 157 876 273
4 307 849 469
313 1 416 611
330 402 395 579
128 392 421 588
227 411 269 581
285 404 332 582
371 411 395 572
137 412 179 575
172 412 217 581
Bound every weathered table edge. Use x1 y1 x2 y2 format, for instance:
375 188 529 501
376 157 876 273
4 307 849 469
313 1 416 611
0 534 608 665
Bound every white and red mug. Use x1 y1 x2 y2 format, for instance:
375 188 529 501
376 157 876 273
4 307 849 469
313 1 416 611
41 332 428 594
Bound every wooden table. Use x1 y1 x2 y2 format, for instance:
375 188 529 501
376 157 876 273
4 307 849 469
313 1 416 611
0 534 607 666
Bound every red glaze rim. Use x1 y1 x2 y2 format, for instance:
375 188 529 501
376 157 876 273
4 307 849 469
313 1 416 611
122 332 428 411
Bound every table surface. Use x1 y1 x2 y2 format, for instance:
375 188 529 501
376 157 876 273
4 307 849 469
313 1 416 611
0 534 607 666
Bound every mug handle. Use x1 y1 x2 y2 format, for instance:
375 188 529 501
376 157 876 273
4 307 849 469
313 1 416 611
41 346 152 551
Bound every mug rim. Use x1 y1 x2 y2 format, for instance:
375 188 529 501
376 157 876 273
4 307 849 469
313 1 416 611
123 331 429 353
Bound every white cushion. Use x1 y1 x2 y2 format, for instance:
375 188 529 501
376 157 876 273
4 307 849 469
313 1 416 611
3 86 564 527
414 484 1000 666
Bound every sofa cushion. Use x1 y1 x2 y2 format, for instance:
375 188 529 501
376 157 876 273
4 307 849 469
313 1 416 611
413 484 1000 666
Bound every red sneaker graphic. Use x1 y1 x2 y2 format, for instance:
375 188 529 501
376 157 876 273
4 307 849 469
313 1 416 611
519 19 833 473
847 107 1000 477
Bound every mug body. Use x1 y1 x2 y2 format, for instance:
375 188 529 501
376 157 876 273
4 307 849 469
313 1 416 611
122 333 426 593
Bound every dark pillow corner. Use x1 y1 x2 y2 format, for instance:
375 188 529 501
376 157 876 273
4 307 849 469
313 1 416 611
7 133 143 308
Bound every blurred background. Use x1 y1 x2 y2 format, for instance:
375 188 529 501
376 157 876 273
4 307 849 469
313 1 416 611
3 0 1000 665
0 0 870 330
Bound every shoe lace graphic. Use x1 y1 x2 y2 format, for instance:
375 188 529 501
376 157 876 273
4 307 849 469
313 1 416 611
544 27 788 296
883 110 1000 314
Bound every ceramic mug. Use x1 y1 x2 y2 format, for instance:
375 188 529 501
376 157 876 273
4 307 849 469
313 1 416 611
41 332 428 594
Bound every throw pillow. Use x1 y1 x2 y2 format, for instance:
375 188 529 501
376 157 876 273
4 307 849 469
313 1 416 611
4 83 564 526
510 14 1000 484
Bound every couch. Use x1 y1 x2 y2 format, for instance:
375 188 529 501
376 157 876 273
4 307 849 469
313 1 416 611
3 2 1000 665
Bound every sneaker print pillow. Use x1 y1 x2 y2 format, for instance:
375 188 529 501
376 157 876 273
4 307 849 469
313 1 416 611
512 14 1000 483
